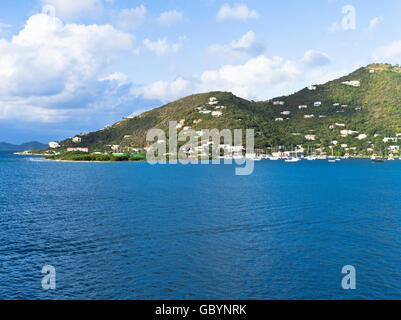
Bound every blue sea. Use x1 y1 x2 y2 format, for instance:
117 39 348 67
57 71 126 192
0 151 400 300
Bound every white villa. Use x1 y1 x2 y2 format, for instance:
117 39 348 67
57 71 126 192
72 136 82 143
305 135 316 141
211 111 223 117
383 137 398 143
357 134 368 140
299 105 308 109
342 80 360 87
340 130 358 136
314 101 322 107
304 114 314 119
208 97 218 105
281 111 291 115
48 142 60 149
67 147 88 153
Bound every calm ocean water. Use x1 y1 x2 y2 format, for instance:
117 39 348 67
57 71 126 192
0 151 400 300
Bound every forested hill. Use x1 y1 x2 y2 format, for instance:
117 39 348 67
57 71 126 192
0 141 47 151
54 63 401 155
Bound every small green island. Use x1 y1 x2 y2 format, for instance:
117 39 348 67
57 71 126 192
44 152 147 162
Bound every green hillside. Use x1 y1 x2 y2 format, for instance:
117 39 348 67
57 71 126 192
53 63 401 157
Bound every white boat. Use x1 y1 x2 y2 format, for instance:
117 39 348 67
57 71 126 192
388 156 395 161
306 156 317 161
335 158 341 161
245 154 262 161
371 155 385 162
267 156 280 161
285 157 301 163
328 159 336 163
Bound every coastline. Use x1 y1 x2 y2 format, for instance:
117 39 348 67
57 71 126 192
11 152 379 163
13 152 49 156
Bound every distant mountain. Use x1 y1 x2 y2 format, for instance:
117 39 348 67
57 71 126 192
53 63 401 155
0 141 47 151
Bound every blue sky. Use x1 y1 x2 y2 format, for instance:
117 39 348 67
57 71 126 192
1 0 401 143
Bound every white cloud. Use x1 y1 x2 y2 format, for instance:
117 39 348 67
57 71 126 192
99 72 129 85
117 5 147 30
217 4 259 21
139 77 190 101
142 37 184 56
198 56 300 99
0 100 69 122
368 16 383 31
40 0 105 19
208 31 265 57
156 10 185 26
372 40 401 63
138 50 334 101
0 11 135 122
301 50 331 68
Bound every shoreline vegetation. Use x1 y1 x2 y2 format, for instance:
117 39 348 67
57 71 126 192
14 151 147 162
13 150 387 162
46 152 147 162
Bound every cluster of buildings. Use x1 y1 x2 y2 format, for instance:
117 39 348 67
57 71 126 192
67 147 88 153
196 97 226 118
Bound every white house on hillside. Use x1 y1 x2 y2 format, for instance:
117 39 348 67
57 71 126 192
49 142 60 149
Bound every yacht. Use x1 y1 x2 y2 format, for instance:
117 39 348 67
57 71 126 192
371 155 385 162
285 157 301 163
